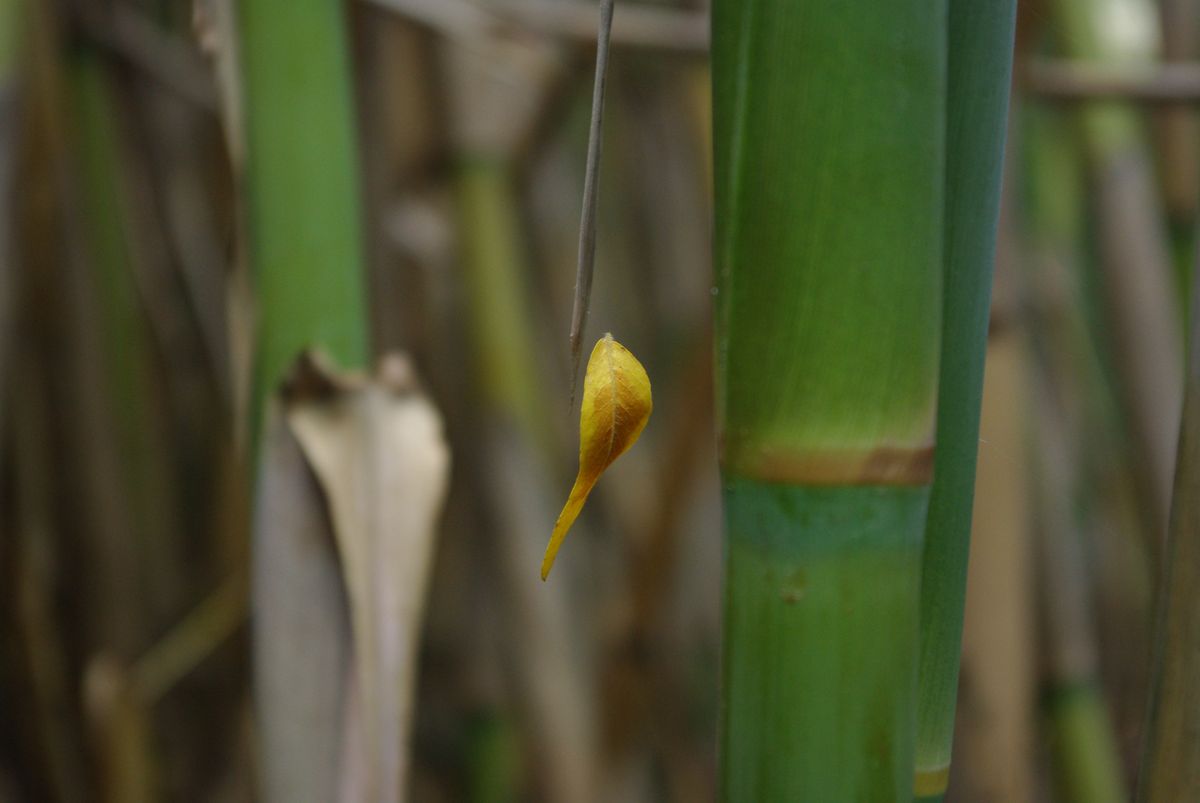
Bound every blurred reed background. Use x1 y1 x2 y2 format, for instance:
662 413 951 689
0 0 1197 800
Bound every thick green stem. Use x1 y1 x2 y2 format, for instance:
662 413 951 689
721 483 927 801
713 2 944 467
713 1 945 798
915 2 1017 797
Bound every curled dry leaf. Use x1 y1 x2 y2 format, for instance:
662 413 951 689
285 353 451 803
542 334 651 580
255 351 450 803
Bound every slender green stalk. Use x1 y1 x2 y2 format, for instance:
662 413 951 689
1136 248 1200 801
1023 102 1152 795
452 153 595 803
455 159 550 447
239 0 369 410
914 3 1016 799
713 2 945 798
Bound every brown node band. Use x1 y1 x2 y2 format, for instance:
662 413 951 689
721 442 935 486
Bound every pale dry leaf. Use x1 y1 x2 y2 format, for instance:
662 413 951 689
286 352 451 803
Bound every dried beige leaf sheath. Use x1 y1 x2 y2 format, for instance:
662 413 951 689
258 352 450 803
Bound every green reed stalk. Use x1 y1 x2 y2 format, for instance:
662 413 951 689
239 0 369 409
712 2 945 798
239 3 370 800
455 159 550 446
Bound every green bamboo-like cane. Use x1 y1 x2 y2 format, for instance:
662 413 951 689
914 3 1017 800
239 0 369 410
712 2 945 798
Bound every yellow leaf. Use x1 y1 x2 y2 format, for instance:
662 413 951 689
541 334 652 580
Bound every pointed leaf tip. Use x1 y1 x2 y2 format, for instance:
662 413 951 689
541 335 652 579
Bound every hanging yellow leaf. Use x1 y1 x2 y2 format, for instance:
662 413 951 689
542 334 652 580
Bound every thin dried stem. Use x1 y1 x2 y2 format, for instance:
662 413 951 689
569 0 614 409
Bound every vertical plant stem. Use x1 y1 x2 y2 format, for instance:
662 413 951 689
0 0 18 480
1156 0 1199 238
1016 112 1134 790
1024 100 1155 771
69 45 189 630
238 0 369 412
915 2 1017 798
721 484 931 801
713 2 945 798
1136 243 1200 801
0 0 17 370
568 0 615 396
1033 382 1126 803
238 1 371 799
949 309 1035 802
454 156 596 803
457 161 550 447
442 29 598 800
1051 0 1183 555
